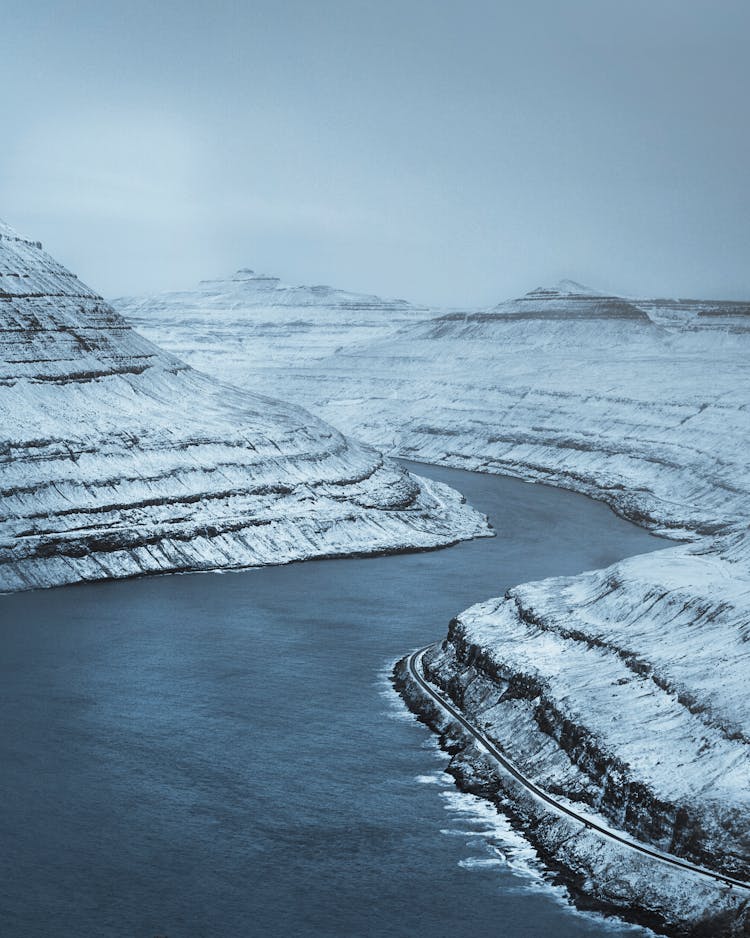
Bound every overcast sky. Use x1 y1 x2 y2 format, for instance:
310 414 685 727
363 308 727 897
2 0 749 305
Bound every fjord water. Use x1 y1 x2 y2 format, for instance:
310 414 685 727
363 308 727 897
0 463 662 938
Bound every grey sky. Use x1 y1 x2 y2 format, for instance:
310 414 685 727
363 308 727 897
2 0 749 305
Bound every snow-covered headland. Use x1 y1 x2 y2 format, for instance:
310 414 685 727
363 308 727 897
0 222 490 592
119 277 750 933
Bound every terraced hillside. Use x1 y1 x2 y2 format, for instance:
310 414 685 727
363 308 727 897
0 220 488 591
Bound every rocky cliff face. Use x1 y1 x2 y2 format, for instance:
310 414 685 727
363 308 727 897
0 220 489 591
117 273 750 932
421 543 750 860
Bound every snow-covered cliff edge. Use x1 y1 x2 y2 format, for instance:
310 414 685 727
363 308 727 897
0 221 489 592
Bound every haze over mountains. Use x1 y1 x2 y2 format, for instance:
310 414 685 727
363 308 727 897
117 268 750 932
0 221 489 591
115 268 435 381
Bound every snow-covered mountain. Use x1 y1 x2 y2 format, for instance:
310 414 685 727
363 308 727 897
120 272 750 931
113 268 434 385
0 221 489 591
491 278 648 318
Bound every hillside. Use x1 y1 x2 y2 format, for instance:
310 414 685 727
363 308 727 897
0 221 488 591
113 268 434 385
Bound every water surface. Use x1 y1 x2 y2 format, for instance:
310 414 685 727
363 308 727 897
0 463 664 937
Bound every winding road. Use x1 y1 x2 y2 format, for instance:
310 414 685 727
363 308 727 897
407 644 750 893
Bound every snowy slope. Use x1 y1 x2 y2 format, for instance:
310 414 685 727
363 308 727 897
113 267 434 383
0 221 489 591
248 282 750 536
121 273 750 931
634 297 750 341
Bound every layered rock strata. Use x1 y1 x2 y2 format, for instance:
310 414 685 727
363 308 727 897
0 220 489 591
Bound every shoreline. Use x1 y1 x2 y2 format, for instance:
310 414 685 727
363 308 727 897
392 654 730 937
393 646 749 937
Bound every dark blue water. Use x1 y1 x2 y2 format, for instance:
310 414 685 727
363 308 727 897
0 463 663 938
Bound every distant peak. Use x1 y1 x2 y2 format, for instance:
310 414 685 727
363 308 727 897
526 280 602 298
229 269 281 284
